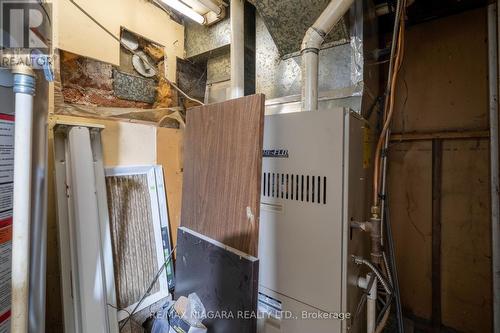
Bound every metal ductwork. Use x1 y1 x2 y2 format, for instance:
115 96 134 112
300 0 355 111
248 0 350 57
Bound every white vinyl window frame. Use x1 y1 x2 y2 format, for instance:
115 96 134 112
54 122 174 331
53 123 119 333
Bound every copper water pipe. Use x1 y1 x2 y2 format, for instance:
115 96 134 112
372 21 405 207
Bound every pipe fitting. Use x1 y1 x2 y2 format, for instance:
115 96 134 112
350 220 371 232
13 73 36 96
352 256 392 295
12 65 36 95
301 27 325 52
370 215 382 264
369 205 382 263
371 205 381 217
300 0 355 111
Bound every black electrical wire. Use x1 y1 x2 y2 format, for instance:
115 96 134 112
377 295 393 324
119 246 177 331
107 303 143 330
384 195 404 333
377 0 406 331
351 273 376 331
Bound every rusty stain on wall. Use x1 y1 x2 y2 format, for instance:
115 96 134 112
60 50 152 108
60 29 178 110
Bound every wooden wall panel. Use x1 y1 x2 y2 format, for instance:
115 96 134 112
441 139 491 332
392 8 488 133
156 128 184 250
388 141 433 319
387 7 492 332
181 95 265 257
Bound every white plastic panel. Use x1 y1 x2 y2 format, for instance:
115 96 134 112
54 125 118 333
259 109 345 315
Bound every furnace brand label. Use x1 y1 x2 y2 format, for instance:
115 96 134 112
263 149 289 158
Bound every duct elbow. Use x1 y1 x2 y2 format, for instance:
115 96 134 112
301 27 325 54
300 0 355 111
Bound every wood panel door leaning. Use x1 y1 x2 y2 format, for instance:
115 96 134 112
181 94 265 257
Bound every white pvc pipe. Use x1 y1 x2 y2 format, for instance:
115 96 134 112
300 0 355 111
367 276 377 333
230 0 245 98
301 50 320 112
358 274 377 333
11 68 35 333
313 0 355 36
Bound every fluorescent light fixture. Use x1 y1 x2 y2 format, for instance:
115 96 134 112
162 0 205 24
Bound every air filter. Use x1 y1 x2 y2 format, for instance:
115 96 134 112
105 166 172 320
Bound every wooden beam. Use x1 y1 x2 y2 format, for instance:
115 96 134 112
431 139 443 330
390 130 489 142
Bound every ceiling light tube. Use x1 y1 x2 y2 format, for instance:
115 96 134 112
197 0 222 15
162 0 205 24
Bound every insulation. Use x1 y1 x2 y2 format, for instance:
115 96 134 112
113 70 157 104
106 174 160 308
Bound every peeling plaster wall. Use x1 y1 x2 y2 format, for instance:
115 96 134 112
53 0 184 82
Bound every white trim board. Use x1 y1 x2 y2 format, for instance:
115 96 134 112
53 125 119 333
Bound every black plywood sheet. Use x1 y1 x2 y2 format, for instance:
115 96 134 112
175 227 259 333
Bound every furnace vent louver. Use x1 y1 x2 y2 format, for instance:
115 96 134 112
262 172 327 204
